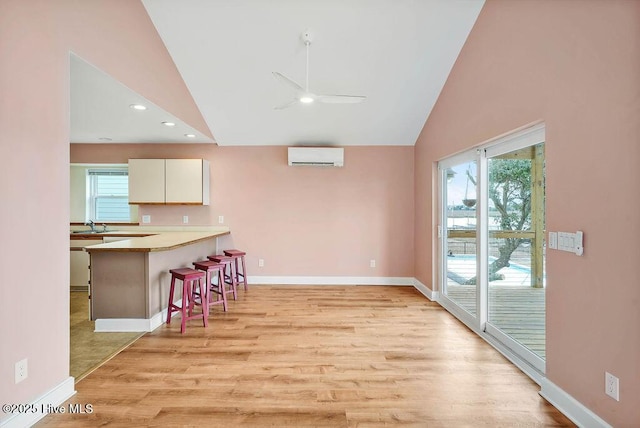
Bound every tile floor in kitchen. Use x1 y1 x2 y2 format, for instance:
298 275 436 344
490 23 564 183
70 291 142 380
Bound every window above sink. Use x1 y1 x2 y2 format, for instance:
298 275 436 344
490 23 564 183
71 164 138 224
88 168 129 222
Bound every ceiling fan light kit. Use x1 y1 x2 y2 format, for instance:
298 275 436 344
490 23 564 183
273 29 366 109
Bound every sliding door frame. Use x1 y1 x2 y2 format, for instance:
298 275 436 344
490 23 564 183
437 150 481 331
484 127 546 374
437 123 546 380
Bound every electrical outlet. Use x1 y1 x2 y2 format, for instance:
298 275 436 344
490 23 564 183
142 215 151 224
258 258 264 267
182 215 189 224
605 372 619 401
370 259 376 268
218 215 224 224
15 358 28 384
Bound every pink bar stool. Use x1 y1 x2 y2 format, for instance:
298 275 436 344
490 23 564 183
223 249 248 291
166 268 208 334
207 254 238 301
193 260 228 312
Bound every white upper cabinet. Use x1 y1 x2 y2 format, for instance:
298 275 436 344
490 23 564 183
128 159 165 204
165 159 210 205
128 159 210 205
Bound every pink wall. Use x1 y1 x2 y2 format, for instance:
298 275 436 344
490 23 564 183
0 0 211 419
71 144 415 277
414 0 640 425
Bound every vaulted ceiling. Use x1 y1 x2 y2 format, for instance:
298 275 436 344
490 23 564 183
72 1 484 146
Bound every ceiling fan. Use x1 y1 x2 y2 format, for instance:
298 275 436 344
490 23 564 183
273 29 366 110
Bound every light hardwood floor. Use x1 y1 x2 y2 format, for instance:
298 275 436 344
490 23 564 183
41 286 574 427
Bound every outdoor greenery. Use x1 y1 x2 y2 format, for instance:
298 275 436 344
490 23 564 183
486 158 532 278
463 158 533 284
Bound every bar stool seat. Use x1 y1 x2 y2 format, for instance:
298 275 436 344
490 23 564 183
193 260 228 312
223 249 248 291
166 268 208 334
207 255 238 301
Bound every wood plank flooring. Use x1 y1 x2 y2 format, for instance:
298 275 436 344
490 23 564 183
40 286 573 427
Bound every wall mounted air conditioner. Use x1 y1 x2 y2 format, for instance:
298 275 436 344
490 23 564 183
288 147 344 167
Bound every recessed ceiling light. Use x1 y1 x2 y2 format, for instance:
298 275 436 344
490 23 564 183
184 134 196 138
299 96 314 104
129 104 147 110
162 121 176 127
98 137 112 141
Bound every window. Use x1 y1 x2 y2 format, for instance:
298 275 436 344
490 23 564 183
87 169 130 222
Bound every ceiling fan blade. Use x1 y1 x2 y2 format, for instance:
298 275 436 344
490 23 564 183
274 99 299 110
274 33 367 108
272 72 304 92
317 94 366 104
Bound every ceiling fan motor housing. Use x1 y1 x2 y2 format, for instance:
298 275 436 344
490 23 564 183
302 29 313 45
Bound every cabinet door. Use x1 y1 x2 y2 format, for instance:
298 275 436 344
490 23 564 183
70 239 102 289
70 250 90 288
165 159 207 204
128 159 165 203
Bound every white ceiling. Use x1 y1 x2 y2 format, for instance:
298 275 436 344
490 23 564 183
71 1 484 146
70 54 214 144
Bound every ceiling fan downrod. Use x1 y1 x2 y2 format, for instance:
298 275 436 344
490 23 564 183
302 29 312 93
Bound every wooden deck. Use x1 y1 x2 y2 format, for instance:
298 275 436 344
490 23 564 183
445 284 546 359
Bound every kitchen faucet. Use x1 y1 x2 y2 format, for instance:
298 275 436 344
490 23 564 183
85 220 95 231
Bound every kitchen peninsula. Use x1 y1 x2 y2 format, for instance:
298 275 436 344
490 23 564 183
84 228 229 332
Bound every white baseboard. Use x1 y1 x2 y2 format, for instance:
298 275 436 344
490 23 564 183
247 276 414 286
95 301 178 332
0 377 75 428
95 318 153 332
412 278 439 301
540 378 612 428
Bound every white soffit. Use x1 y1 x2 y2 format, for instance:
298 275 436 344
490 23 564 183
142 0 485 146
70 54 214 144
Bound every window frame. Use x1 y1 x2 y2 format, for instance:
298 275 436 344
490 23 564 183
86 168 130 223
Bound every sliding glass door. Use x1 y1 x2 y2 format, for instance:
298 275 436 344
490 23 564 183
440 153 479 325
485 142 546 368
438 125 546 372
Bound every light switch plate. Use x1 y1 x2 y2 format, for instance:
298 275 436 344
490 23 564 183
558 232 574 252
575 230 584 255
142 215 151 224
550 231 584 256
